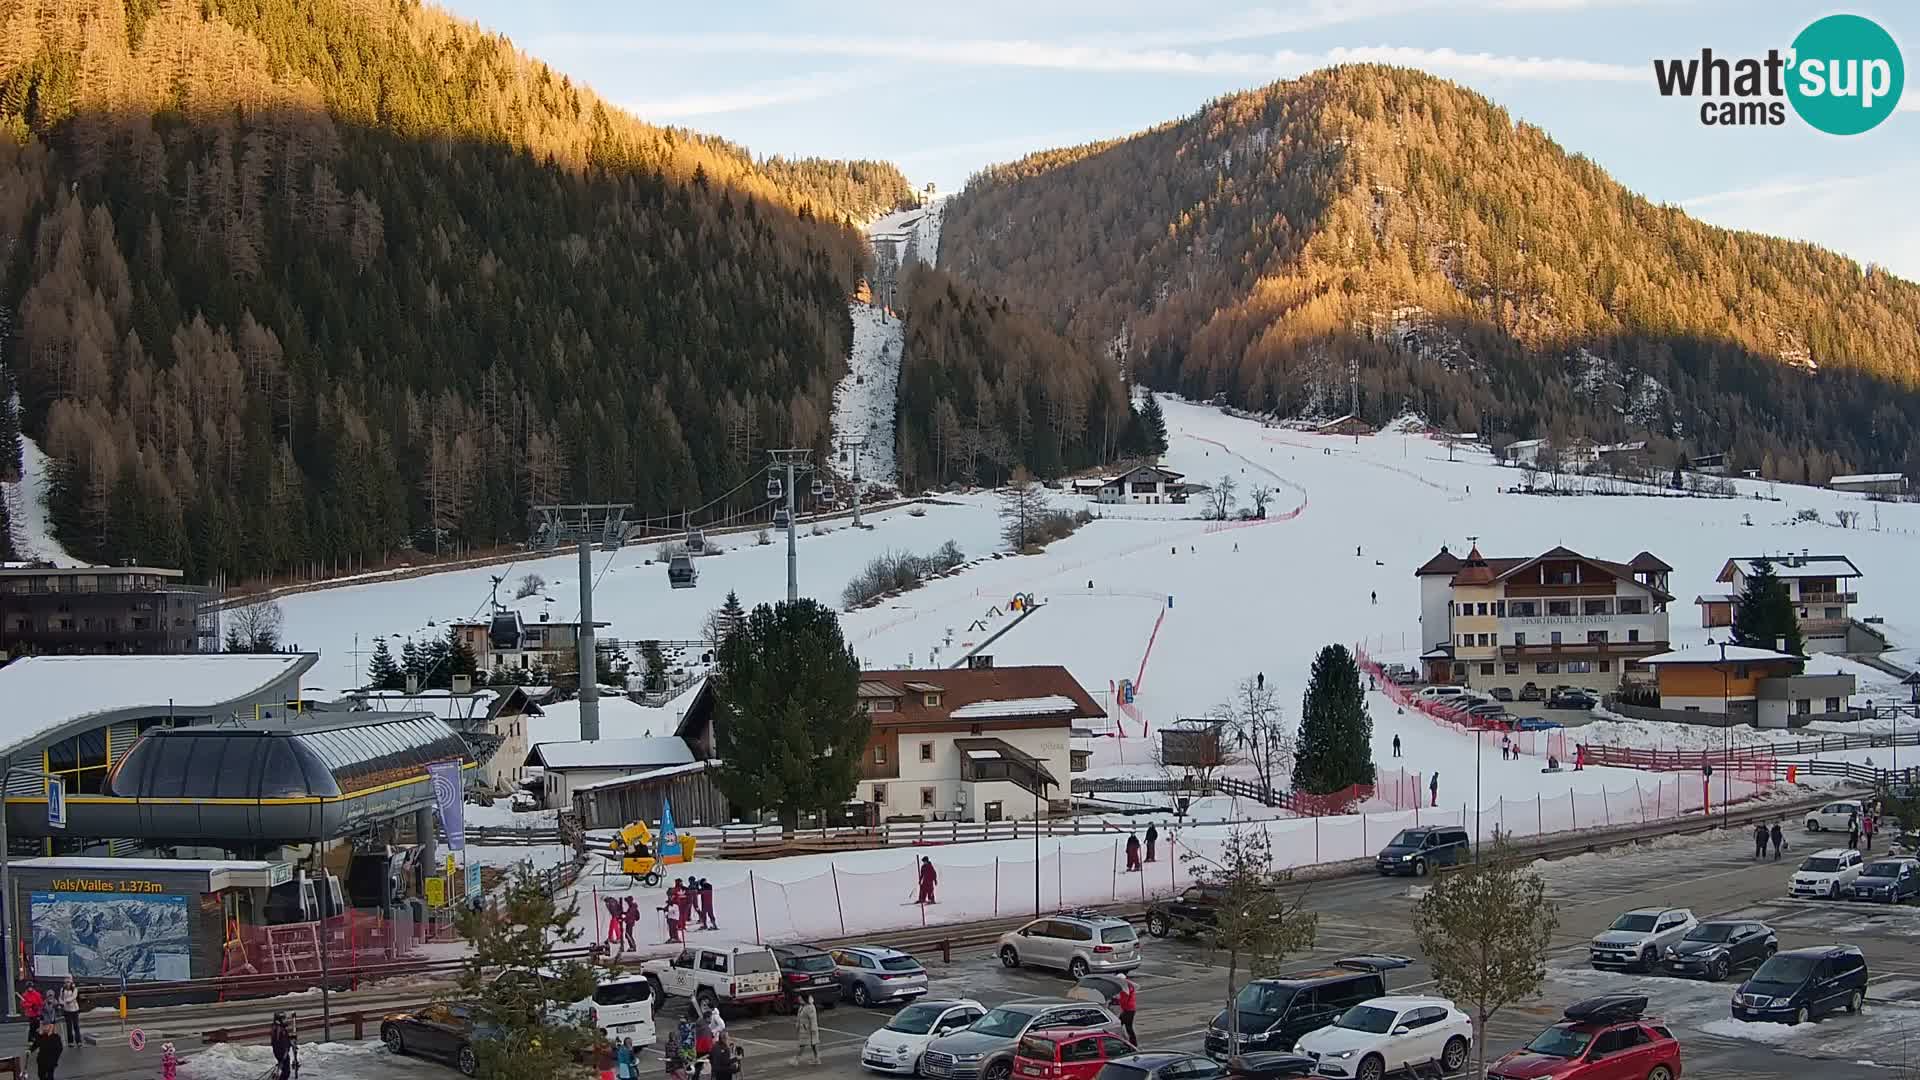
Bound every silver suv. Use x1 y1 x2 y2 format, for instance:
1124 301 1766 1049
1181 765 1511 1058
1590 907 1696 972
996 910 1140 977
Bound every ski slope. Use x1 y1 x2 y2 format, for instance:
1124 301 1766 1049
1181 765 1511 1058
829 197 945 488
1 435 83 566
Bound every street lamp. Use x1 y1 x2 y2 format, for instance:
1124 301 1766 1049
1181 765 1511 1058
1474 725 1485 861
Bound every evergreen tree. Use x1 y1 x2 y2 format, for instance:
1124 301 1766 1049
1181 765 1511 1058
719 590 745 641
423 633 455 690
1295 644 1375 794
442 625 481 689
454 866 599 1080
366 638 404 691
400 638 426 689
1731 557 1805 666
710 599 868 832
639 640 667 692
1137 393 1169 456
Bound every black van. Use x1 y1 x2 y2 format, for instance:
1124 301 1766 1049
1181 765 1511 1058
1731 945 1868 1025
1375 826 1471 877
1203 956 1410 1058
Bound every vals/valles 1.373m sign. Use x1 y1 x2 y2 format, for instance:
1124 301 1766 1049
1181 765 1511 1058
1653 13 1905 134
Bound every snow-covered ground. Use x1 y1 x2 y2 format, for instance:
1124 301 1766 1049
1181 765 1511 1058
831 304 903 487
1 434 82 565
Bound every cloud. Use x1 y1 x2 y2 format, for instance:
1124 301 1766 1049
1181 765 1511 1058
1680 166 1920 281
624 71 869 119
545 31 1638 83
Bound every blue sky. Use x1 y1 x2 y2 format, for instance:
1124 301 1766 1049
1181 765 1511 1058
443 1 1918 278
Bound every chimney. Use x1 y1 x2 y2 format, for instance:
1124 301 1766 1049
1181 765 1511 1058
452 674 472 694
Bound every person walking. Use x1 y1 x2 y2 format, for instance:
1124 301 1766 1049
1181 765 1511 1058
615 1038 636 1080
1754 822 1769 860
1863 813 1876 851
917 857 938 904
1145 824 1159 863
1125 834 1142 872
57 978 78 1046
1501 735 1512 761
1848 812 1862 851
1429 772 1439 808
1370 590 1377 605
709 1035 740 1080
700 878 717 930
161 1042 179 1080
622 896 640 950
1392 734 1401 758
20 982 44 1039
32 1020 61 1080
1114 977 1138 1044
269 1012 294 1080
792 993 821 1066
1770 820 1785 860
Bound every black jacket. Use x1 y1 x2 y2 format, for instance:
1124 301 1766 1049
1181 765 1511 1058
34 1031 62 1078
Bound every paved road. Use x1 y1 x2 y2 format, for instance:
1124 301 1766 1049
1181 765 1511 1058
20 829 1920 1079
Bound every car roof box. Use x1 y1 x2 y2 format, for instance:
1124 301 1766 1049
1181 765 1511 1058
1335 954 1413 973
1563 994 1647 1024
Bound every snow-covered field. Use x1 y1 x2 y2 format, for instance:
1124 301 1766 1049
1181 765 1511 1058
1 434 82 566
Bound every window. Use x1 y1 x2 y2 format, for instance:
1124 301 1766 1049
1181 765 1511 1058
1548 600 1574 616
1514 632 1528 646
1504 663 1520 675
1511 601 1538 617
870 698 895 713
1452 663 1466 678
1583 599 1611 615
1550 631 1563 645
1796 699 1812 716
1494 601 1507 617
872 784 888 803
919 741 935 763
1566 661 1592 674
1537 662 1560 674
1476 603 1489 616
1734 664 1749 678
698 951 729 974
1459 634 1470 647
1628 629 1640 643
1618 598 1645 615
1477 633 1491 647
874 745 889 765
1824 607 1842 619
920 786 937 808
924 693 942 707
1826 697 1842 713
1599 660 1612 672
1459 603 1473 616
1480 663 1494 676
1060 1038 1102 1064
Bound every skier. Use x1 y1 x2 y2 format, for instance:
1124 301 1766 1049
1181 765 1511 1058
1145 823 1159 863
1125 834 1142 872
1429 772 1439 808
1370 590 1376 605
917 857 938 904
1391 734 1401 758
700 878 718 930
1501 734 1512 761
270 1012 294 1080
605 894 626 951
676 878 697 930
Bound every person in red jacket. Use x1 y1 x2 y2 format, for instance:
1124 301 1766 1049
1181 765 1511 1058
675 878 697 930
916 857 938 904
19 983 44 1038
1114 978 1138 1044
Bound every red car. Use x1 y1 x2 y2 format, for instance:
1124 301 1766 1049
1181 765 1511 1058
1487 995 1682 1080
1014 1028 1137 1080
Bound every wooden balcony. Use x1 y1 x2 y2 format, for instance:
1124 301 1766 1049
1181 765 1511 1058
1500 640 1668 659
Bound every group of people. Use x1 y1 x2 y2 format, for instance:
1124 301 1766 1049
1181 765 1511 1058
1752 820 1789 860
18 977 82 1080
663 877 718 942
1847 808 1879 852
1122 825 1161 872
662 1002 740 1080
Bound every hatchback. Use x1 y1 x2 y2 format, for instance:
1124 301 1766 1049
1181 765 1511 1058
834 945 931 1006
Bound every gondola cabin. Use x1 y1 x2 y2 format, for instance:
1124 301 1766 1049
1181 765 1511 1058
667 554 698 589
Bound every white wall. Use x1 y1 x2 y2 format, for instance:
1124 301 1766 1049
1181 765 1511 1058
855 725 1073 821
1419 575 1454 651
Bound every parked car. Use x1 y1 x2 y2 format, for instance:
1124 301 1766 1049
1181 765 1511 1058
1589 907 1697 972
1014 1028 1135 1080
1547 688 1597 710
1806 799 1866 832
1094 1051 1316 1080
1661 919 1777 982
1388 668 1419 687
922 1000 1125 1080
998 912 1141 978
1145 885 1227 938
1789 848 1865 899
1374 826 1470 877
382 1001 491 1077
641 942 782 1012
1488 686 1515 702
1514 717 1563 731
861 999 987 1075
772 943 844 1010
835 945 932 1006
1293 995 1474 1080
1414 685 1467 702
1203 957 1410 1058
1518 683 1546 702
1732 945 1869 1024
1464 702 1510 722
1486 994 1680 1080
583 973 658 1046
1847 858 1920 903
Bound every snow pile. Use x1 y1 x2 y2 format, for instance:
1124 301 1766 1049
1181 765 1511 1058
1 435 82 565
187 1039 389 1080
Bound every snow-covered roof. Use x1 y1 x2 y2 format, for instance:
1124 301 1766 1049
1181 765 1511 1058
527 736 695 770
0 653 316 758
573 760 709 792
947 695 1079 720
1640 645 1801 665
1721 555 1862 580
1830 473 1905 485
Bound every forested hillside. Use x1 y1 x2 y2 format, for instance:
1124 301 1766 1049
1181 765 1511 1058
0 0 896 582
894 265 1127 490
942 65 1920 481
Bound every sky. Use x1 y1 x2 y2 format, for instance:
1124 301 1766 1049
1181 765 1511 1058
440 1 1919 279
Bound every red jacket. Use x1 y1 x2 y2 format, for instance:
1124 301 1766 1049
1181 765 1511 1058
919 862 937 885
1115 982 1137 1012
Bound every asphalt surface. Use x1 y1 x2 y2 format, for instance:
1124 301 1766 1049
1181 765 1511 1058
17 827 1920 1079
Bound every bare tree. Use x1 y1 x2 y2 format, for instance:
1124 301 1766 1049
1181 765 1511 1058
1220 675 1293 797
1153 718 1240 794
224 599 284 653
999 468 1049 550
513 573 546 600
1247 484 1274 518
1207 474 1238 520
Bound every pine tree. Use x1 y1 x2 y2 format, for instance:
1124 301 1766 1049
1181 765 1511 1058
442 625 481 688
400 638 426 689
454 866 600 1080
366 638 403 691
1137 393 1169 456
639 640 667 692
1295 644 1375 794
423 633 455 689
1731 557 1805 665
710 599 868 832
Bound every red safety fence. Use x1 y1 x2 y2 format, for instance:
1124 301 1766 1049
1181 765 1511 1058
1355 645 1570 761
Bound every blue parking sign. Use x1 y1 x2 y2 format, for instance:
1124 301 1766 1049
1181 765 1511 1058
46 777 65 830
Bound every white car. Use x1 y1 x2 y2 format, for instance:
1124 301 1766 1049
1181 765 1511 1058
1295 996 1474 1080
1415 686 1467 702
1789 847 1865 899
1806 799 1866 833
860 998 986 1075
583 973 658 1046
641 942 783 1010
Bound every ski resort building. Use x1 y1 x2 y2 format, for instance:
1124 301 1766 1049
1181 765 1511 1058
1828 473 1908 496
450 608 610 673
344 686 543 792
1414 544 1673 696
1095 465 1186 505
0 563 217 658
1706 553 1878 654
1636 645 1856 728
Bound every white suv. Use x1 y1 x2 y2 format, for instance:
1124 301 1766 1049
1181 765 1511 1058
584 974 657 1046
997 912 1140 977
1806 800 1865 832
1295 995 1474 1079
1789 848 1864 899
641 942 782 1011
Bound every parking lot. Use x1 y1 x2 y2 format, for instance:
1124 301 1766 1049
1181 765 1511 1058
699 829 1920 1080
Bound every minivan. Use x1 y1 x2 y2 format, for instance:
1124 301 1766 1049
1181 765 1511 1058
1202 957 1409 1058
1731 945 1868 1025
1375 826 1471 877
1415 686 1466 702
586 973 657 1045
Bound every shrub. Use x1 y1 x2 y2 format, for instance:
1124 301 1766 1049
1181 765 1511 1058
841 543 967 609
513 573 546 599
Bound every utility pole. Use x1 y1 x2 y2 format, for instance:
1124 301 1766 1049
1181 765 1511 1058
578 537 599 739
